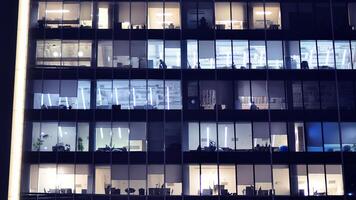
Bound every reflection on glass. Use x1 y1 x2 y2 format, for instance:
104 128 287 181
317 40 335 69
335 41 352 69
300 41 318 69
233 40 249 69
250 41 266 69
216 40 232 69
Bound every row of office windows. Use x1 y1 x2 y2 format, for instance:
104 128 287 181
37 1 356 31
28 164 343 196
36 40 356 69
31 121 356 153
32 79 356 111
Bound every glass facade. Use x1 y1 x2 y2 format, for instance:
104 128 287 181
16 0 356 199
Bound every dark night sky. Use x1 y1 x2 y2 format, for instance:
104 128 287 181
0 0 18 199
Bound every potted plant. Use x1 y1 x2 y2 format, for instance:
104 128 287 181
33 133 49 151
77 137 84 151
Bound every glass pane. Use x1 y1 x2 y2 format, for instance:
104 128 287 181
199 41 215 69
216 40 232 69
317 40 335 69
148 2 163 29
215 2 231 30
250 41 266 69
148 40 164 69
335 41 352 69
218 123 235 150
232 40 249 69
300 40 318 69
232 3 247 29
165 2 180 29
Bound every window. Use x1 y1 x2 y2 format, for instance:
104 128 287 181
219 165 236 195
97 41 113 67
236 123 252 151
201 165 218 195
303 81 320 109
215 2 231 30
267 41 283 69
114 40 130 67
249 3 281 30
291 122 306 152
250 41 266 69
235 81 251 110
199 81 233 110
199 41 215 69
232 40 249 69
165 41 181 69
292 81 303 109
117 2 130 29
36 40 92 67
268 81 286 109
200 123 217 151
148 40 163 68
148 123 164 151
323 122 341 152
37 2 92 28
306 122 323 152
249 3 265 29
32 122 89 152
131 2 147 29
232 3 247 29
265 3 282 29
165 165 182 195
148 2 180 29
131 40 147 68
320 81 337 109
271 122 288 152
255 165 272 194
335 41 352 69
300 41 317 69
251 81 268 110
273 165 290 195
237 165 254 195
352 41 356 69
290 165 308 196
341 122 356 152
187 122 199 151
96 80 181 110
325 165 344 195
338 81 355 110
148 2 163 29
317 40 335 69
165 2 181 29
253 122 270 150
147 165 164 195
218 123 235 150
284 41 301 69
308 165 326 196
33 80 90 109
130 165 147 195
30 164 91 194
98 2 111 29
187 40 198 69
165 123 181 152
216 40 232 69
348 3 356 30
95 122 130 152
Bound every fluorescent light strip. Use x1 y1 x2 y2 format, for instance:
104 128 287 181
81 88 86 110
45 9 70 14
166 86 170 110
8 0 30 199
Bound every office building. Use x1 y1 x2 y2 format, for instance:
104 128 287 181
8 0 356 199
